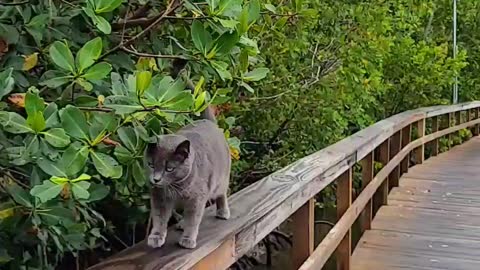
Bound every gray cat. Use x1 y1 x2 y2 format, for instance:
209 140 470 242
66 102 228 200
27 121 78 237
146 106 231 249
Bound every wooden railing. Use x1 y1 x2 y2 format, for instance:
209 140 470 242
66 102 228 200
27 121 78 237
89 102 480 270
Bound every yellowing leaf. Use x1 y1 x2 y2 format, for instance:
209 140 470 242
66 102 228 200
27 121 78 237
230 147 240 160
98 94 105 106
22 53 39 71
8 93 25 108
136 57 158 71
0 207 14 219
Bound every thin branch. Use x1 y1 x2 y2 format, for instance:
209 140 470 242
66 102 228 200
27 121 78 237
77 106 190 114
0 0 28 5
121 46 191 60
102 0 180 58
121 1 132 44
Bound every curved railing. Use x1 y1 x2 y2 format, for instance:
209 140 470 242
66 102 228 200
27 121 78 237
89 101 480 270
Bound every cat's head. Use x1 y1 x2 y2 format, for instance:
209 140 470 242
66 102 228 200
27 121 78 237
146 134 194 187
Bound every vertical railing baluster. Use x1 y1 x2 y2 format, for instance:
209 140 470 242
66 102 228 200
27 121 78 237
374 139 389 215
431 116 439 156
414 119 425 164
400 125 411 176
448 113 453 149
336 169 352 270
291 198 315 269
360 153 374 233
389 131 402 190
476 108 480 136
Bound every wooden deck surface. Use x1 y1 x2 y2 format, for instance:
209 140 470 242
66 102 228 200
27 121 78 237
352 137 480 270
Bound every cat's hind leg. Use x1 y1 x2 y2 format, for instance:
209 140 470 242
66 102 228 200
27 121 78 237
215 194 230 220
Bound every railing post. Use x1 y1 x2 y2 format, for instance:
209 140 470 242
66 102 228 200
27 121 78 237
360 152 374 233
292 198 315 269
475 108 480 136
336 168 352 270
414 119 425 164
374 139 389 215
431 116 439 156
400 125 411 175
389 131 402 190
447 113 453 149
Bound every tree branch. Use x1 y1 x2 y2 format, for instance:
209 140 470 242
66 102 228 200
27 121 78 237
78 106 190 114
102 0 181 59
121 46 191 60
112 15 209 30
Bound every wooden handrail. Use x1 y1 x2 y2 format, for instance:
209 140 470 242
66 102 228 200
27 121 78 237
88 101 480 270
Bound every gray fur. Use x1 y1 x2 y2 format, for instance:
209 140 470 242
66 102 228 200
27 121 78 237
146 118 231 249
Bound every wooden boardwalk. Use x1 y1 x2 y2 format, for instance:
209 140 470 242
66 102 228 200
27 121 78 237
352 137 480 270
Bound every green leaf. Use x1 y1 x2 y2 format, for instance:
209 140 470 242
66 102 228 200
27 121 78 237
114 145 133 164
162 91 194 111
0 68 14 99
191 21 213 55
82 62 112 81
71 173 91 183
42 128 70 148
213 31 240 56
83 8 112 34
60 145 89 176
38 206 75 225
50 176 69 185
76 78 93 91
30 181 64 203
26 111 46 133
25 92 45 116
91 151 123 179
0 112 33 134
243 67 269 81
132 160 147 187
136 71 152 96
264 3 276 13
49 41 75 73
39 75 72 88
86 183 109 202
238 5 249 34
45 102 60 128
5 183 32 207
210 60 232 81
248 0 261 23
37 158 67 177
76 37 103 73
72 181 90 200
104 104 143 115
60 106 89 140
117 127 138 152
95 0 123 13
0 23 19 44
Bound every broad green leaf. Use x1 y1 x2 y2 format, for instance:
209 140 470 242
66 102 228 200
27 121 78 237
104 104 144 115
76 37 102 72
60 145 89 176
49 41 75 73
217 0 242 16
86 183 109 202
82 62 112 81
71 173 91 183
206 0 219 12
42 128 70 148
25 92 45 116
26 111 46 133
210 60 232 81
117 127 138 152
50 176 69 185
243 67 269 81
37 158 67 177
38 206 75 225
30 181 64 203
44 102 60 128
76 78 93 91
83 8 112 34
0 23 19 44
60 106 89 140
264 3 276 13
39 75 72 88
238 5 249 34
212 31 240 57
0 68 14 99
72 181 90 199
111 72 128 95
248 0 261 23
191 21 213 55
0 112 33 134
136 71 152 96
95 0 123 13
91 151 122 179
194 91 207 111
132 160 147 187
5 183 32 207
162 91 194 111
114 145 134 164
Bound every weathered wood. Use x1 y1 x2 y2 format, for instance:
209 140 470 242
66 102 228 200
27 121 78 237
89 103 480 270
191 238 235 270
360 153 374 233
475 108 480 136
299 118 480 270
430 116 439 156
389 131 402 190
400 125 411 175
414 119 425 164
373 139 389 216
447 113 453 149
336 169 352 270
291 199 315 269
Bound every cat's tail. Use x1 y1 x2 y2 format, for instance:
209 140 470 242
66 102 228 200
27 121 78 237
185 79 217 123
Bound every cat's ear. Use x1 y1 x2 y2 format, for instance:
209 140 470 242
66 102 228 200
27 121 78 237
174 140 190 161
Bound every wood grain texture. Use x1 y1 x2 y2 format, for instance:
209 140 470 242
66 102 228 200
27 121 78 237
291 199 314 269
430 116 439 156
360 153 374 233
400 125 411 175
374 139 389 215
352 137 480 270
336 169 352 270
389 131 401 190
89 103 480 270
414 119 425 164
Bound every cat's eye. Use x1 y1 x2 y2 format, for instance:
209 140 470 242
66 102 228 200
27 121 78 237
165 166 175 172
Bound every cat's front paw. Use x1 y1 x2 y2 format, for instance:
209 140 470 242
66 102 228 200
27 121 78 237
178 236 197 249
216 208 230 220
147 233 165 248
